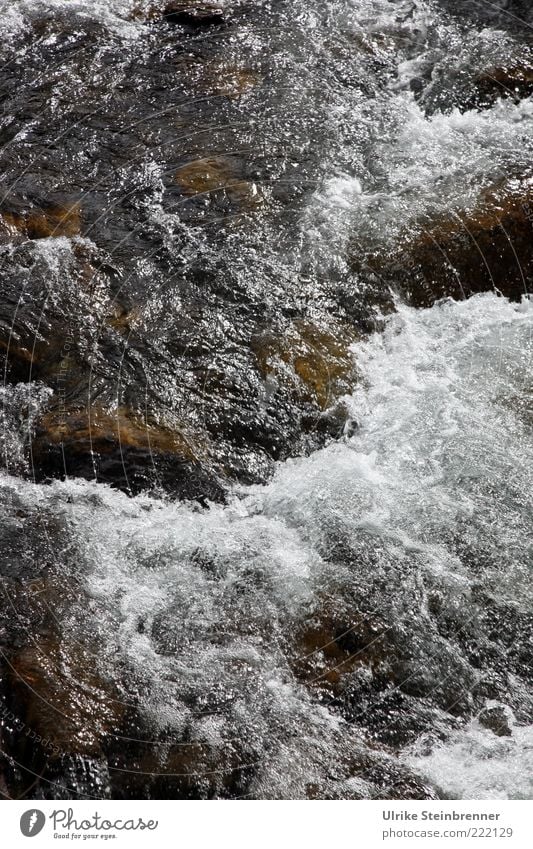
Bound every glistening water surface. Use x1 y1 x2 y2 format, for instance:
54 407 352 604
0 0 532 800
2 293 531 799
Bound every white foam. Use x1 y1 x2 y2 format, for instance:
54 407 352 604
0 0 151 41
405 717 533 799
0 0 532 798
2 293 530 797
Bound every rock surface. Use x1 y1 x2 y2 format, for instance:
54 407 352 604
0 0 532 805
163 2 226 26
357 177 533 308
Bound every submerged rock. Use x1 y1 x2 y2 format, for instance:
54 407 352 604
360 176 533 307
442 0 533 30
0 237 126 390
175 157 261 208
163 2 226 26
253 320 359 414
291 607 390 696
31 407 225 501
201 62 262 99
9 638 125 757
0 202 81 242
0 547 123 799
463 65 533 112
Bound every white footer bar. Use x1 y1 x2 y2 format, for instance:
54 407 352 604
3 800 531 848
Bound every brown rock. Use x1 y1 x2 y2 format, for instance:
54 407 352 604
175 157 261 207
128 739 254 799
291 605 389 697
253 319 359 412
469 64 533 110
9 637 125 757
163 2 225 26
174 157 227 194
170 53 261 100
362 176 533 307
106 306 142 335
31 405 224 500
0 203 81 241
0 331 67 387
33 406 201 459
203 63 262 99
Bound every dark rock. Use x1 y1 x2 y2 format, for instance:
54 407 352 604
0 238 112 385
34 755 112 800
359 176 533 307
0 202 81 241
465 65 533 112
163 2 226 27
31 407 226 502
441 0 533 30
478 704 513 737
363 761 439 800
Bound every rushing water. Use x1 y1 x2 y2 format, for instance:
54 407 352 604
0 0 532 800
1 293 532 799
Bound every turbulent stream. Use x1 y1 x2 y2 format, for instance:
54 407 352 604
0 0 532 800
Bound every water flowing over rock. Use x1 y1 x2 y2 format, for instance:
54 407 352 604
466 64 533 112
357 176 533 307
162 2 227 27
0 0 532 802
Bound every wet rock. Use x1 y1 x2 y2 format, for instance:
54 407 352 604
163 2 226 27
8 638 125 757
170 53 262 100
465 65 533 111
0 741 12 799
2 630 121 798
442 0 533 30
31 406 225 501
126 740 256 800
0 0 378 504
478 704 513 737
0 238 113 385
252 319 359 413
0 231 359 497
33 406 200 461
289 603 424 747
0 202 81 241
362 176 533 307
292 610 390 697
189 59 263 100
0 507 125 801
36 754 112 800
305 748 439 800
289 578 481 746
362 759 439 800
465 591 533 686
202 62 262 98
175 157 261 208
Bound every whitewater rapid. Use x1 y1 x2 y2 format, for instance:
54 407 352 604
0 0 532 801
2 292 531 798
